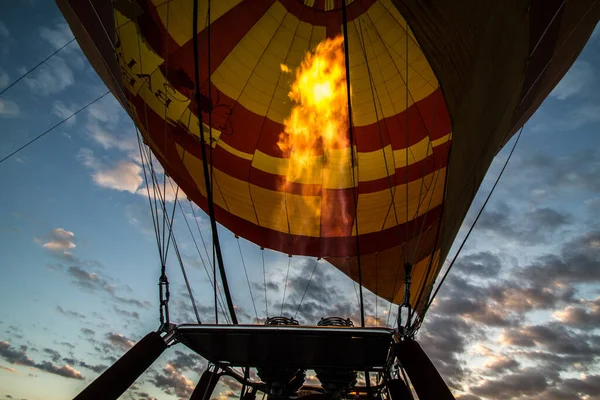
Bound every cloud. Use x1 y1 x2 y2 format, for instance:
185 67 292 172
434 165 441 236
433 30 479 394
149 364 195 399
85 97 138 156
23 56 74 95
0 22 14 57
550 60 596 100
114 295 152 309
56 306 86 319
167 350 205 373
476 203 571 244
0 341 84 380
52 101 76 126
560 375 600 398
481 354 520 374
36 362 84 380
43 348 61 363
500 324 600 363
113 307 140 321
80 328 95 336
62 356 107 374
136 179 181 203
552 298 600 331
470 369 550 399
39 23 72 50
452 251 502 278
418 315 474 389
78 148 143 193
38 22 84 71
507 150 600 197
517 231 600 286
94 161 144 193
429 275 517 327
67 266 115 294
0 68 9 88
0 99 19 117
40 228 76 252
412 225 600 397
76 361 106 374
131 392 158 400
105 333 135 352
0 22 8 38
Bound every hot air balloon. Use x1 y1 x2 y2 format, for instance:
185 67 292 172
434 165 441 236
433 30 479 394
51 0 599 399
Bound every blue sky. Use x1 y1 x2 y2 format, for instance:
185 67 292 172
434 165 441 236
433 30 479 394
1 2 600 400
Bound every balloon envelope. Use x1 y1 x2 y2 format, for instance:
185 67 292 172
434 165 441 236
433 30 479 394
57 0 600 317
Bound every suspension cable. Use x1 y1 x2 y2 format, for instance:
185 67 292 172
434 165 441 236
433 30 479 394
192 0 238 324
342 0 366 327
136 129 164 262
422 126 525 320
170 228 202 323
281 256 292 316
0 91 109 165
172 181 232 322
181 200 230 321
262 249 269 318
236 237 259 322
0 38 76 97
188 201 230 324
294 259 319 320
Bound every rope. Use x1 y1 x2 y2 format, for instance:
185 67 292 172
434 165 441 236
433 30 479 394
422 126 525 320
0 91 110 165
341 0 366 328
262 249 269 318
188 201 230 324
404 19 410 267
294 259 319 320
127 0 174 326
193 0 238 324
161 0 171 261
280 256 292 316
170 227 202 323
136 129 164 262
237 238 259 322
174 183 231 323
189 202 230 324
207 0 216 291
0 38 76 97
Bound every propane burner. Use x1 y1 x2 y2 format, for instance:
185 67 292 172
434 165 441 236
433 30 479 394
258 316 305 397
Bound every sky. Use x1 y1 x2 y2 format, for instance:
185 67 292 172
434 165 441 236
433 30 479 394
1 2 600 400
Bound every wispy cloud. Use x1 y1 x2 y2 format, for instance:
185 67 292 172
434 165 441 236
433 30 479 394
78 148 143 193
136 179 181 203
105 333 135 352
0 99 19 117
94 161 144 193
113 306 140 321
39 228 76 252
0 68 9 88
23 56 74 95
39 23 72 50
0 21 9 38
150 363 195 399
0 21 14 56
86 100 138 155
550 60 596 100
0 341 84 380
52 100 76 126
67 265 115 294
56 306 86 319
417 227 600 398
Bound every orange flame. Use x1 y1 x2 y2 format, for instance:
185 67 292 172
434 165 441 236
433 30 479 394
278 35 351 226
